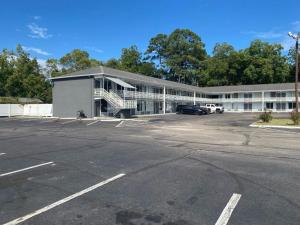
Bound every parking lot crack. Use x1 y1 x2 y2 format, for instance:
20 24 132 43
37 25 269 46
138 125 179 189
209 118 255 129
187 156 300 210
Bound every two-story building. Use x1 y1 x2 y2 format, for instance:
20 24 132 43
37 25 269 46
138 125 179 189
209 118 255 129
51 66 299 118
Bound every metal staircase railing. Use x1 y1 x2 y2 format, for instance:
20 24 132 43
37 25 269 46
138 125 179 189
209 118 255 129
94 88 137 110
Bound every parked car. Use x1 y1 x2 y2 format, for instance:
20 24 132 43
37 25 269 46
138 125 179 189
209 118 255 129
215 104 225 113
205 104 224 114
177 105 208 115
176 105 186 113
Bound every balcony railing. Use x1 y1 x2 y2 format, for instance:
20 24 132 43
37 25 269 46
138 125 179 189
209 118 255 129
94 88 297 105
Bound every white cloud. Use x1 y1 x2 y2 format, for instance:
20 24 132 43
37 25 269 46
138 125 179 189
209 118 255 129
242 31 283 39
243 21 300 51
280 21 300 51
27 23 52 39
84 46 104 53
36 58 47 68
33 16 41 20
22 46 51 56
281 36 295 51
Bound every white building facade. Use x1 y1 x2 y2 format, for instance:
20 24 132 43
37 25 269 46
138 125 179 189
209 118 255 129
51 66 299 118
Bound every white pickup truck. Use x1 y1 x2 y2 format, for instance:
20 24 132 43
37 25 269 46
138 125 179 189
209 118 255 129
205 104 224 114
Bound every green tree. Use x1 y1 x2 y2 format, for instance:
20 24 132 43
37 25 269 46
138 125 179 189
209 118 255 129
242 40 290 84
59 49 101 72
119 45 141 73
213 43 235 59
46 58 60 78
146 29 207 84
0 49 15 95
5 74 27 97
117 45 158 77
2 45 52 102
145 34 168 65
105 58 120 69
287 46 298 82
24 74 52 102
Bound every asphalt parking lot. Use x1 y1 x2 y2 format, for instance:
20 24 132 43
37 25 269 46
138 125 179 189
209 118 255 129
0 113 300 225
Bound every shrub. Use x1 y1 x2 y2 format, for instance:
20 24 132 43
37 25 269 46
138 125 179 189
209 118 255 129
259 110 273 123
290 111 300 125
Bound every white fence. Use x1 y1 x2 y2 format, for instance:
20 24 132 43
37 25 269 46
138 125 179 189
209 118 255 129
0 104 53 117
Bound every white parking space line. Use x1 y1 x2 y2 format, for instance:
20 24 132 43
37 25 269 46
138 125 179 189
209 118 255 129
0 153 6 156
3 173 125 225
87 120 100 126
61 120 77 125
115 121 124 127
215 193 241 225
0 162 54 177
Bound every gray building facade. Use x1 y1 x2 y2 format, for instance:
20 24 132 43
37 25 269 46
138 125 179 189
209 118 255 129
52 77 94 118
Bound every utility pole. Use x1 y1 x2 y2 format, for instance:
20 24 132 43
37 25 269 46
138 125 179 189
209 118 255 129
295 36 299 113
288 32 299 113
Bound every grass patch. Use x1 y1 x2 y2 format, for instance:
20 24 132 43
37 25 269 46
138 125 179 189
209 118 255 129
255 118 300 127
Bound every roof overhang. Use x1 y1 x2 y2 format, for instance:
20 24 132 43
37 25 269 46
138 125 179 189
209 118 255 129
105 76 136 89
50 73 102 80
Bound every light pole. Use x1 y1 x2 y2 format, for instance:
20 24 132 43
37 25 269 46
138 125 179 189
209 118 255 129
288 32 299 113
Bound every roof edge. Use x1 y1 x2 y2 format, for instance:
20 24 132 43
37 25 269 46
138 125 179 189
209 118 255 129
50 73 103 80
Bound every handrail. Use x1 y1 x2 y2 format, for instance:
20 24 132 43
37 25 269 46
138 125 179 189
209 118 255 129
94 88 136 109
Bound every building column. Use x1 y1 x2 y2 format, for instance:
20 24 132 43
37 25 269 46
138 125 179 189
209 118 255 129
123 87 126 107
193 91 196 105
163 86 166 114
100 100 102 117
261 91 264 111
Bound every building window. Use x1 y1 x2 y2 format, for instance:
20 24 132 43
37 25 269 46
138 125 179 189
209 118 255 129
233 93 238 98
225 94 231 99
244 103 252 111
137 101 142 111
275 92 286 97
276 103 286 111
266 102 273 109
244 93 252 98
270 92 276 98
289 102 296 109
159 102 163 110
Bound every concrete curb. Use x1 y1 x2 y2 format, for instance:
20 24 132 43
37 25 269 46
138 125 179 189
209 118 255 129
135 113 176 117
250 123 300 129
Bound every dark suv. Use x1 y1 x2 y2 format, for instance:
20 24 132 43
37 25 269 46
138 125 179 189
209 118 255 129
176 105 208 115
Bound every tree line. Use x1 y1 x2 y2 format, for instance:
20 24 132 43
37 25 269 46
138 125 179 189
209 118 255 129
0 29 297 103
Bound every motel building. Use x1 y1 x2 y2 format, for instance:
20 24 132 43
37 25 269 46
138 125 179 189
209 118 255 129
51 66 300 118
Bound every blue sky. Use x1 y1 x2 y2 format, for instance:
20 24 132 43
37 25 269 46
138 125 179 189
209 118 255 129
1 0 299 67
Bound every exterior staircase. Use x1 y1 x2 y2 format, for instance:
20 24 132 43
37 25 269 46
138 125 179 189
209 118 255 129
94 88 136 117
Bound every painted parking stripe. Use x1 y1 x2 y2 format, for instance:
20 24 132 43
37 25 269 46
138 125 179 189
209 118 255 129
86 120 100 126
0 162 54 177
215 193 241 225
3 173 125 225
61 120 77 125
115 121 124 127
0 153 6 156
